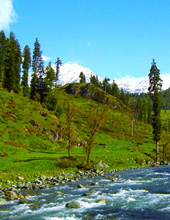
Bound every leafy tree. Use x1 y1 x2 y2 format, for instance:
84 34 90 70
84 108 105 165
0 31 6 89
21 45 31 96
148 59 163 162
79 72 86 83
64 103 76 158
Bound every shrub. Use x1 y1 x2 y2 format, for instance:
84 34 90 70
135 157 144 165
58 158 77 168
54 106 64 117
0 152 8 157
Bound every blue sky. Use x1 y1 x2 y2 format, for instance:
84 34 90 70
1 0 170 81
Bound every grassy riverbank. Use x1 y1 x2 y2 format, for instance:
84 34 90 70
0 84 165 185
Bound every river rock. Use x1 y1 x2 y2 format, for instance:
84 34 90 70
32 184 39 190
39 175 46 181
97 199 107 204
82 192 93 196
17 176 24 181
5 191 18 200
19 198 29 204
0 198 7 204
96 160 109 168
78 184 86 188
91 182 99 186
34 179 42 184
65 201 80 208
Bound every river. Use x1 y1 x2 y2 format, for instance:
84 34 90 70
1 165 170 220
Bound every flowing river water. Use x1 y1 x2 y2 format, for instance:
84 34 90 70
1 165 170 220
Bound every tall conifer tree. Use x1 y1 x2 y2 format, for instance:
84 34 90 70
148 59 162 162
22 45 31 96
4 32 21 93
0 31 6 89
54 57 62 97
30 38 44 101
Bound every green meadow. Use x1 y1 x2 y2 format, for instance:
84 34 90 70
0 84 168 183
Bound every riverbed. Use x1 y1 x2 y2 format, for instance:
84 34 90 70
1 166 170 219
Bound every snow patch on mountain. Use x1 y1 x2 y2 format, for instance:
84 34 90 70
57 63 94 85
115 76 149 93
54 62 169 94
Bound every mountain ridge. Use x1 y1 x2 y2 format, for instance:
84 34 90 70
56 63 149 93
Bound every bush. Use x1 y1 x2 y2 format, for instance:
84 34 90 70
58 158 77 168
54 105 64 117
45 95 57 111
0 152 8 157
135 157 144 165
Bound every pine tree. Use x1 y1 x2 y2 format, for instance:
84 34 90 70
4 32 21 93
14 39 22 93
54 57 62 97
147 99 152 124
44 62 57 110
148 59 163 162
79 72 86 83
120 88 126 104
22 45 31 96
30 38 44 101
102 77 110 92
0 31 6 89
111 80 120 98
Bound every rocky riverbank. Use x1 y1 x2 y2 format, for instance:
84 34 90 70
0 169 117 205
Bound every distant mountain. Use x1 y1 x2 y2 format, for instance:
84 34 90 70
115 78 149 94
55 63 168 94
57 63 96 85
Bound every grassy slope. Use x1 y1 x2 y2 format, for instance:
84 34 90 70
0 84 158 182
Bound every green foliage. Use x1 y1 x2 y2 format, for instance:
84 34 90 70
30 38 44 102
0 30 6 89
22 45 31 96
4 32 22 93
148 59 162 162
79 72 86 83
55 105 64 117
45 93 57 111
0 79 166 183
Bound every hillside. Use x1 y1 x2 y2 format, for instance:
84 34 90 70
0 84 160 183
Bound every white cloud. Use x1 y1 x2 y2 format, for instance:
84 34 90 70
67 60 81 65
42 55 51 62
0 0 18 30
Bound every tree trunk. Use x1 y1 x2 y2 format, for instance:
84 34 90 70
86 150 90 165
68 145 71 158
131 118 134 136
156 141 159 163
163 145 165 165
